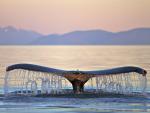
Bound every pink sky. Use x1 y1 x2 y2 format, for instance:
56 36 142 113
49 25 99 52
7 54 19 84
0 0 150 34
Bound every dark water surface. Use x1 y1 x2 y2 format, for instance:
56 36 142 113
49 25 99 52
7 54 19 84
1 96 150 113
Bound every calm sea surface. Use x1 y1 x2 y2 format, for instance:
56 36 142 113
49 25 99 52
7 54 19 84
0 46 150 113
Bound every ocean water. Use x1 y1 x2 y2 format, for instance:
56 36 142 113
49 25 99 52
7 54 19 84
0 46 150 113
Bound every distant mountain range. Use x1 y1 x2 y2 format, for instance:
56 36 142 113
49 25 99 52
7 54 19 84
0 26 150 45
0 26 42 45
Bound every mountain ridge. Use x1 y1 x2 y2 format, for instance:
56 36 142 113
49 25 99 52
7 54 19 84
0 26 150 45
0 26 43 45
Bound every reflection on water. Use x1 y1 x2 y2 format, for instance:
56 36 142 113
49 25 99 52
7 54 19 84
0 46 150 113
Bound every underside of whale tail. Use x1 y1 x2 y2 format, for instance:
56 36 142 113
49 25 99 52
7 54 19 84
4 64 147 96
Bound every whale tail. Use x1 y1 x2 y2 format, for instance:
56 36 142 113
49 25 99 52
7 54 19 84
4 64 147 96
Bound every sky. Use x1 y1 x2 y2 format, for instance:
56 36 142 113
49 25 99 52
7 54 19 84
0 0 150 34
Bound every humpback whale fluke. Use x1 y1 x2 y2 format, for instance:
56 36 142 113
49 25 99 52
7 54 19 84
4 63 147 96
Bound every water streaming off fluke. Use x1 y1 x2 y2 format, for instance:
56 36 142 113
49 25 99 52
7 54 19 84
4 64 147 96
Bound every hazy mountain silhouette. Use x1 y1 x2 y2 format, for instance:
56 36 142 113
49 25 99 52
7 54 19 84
33 28 150 45
0 26 150 45
0 26 42 45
